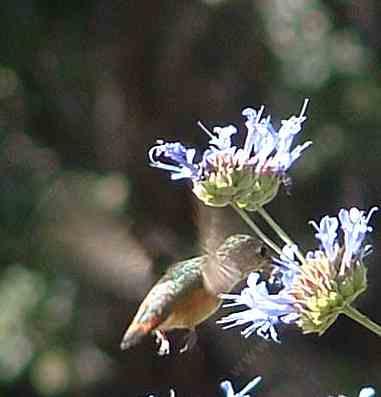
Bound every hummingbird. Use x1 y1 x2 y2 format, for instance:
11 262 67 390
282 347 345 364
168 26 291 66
120 234 272 355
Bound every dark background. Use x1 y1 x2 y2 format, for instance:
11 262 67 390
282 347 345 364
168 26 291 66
0 1 380 396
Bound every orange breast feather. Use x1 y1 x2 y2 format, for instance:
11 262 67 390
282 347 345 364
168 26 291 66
159 286 221 330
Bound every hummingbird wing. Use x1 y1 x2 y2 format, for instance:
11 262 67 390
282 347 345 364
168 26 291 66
120 256 204 350
201 234 270 296
195 204 238 295
120 279 179 350
202 251 243 296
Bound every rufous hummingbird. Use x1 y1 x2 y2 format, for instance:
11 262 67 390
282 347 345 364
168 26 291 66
120 234 272 355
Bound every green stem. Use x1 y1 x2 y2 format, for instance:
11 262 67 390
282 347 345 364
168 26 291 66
231 204 283 257
342 305 381 337
256 206 305 264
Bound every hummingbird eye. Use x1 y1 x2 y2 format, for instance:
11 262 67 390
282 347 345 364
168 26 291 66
256 245 267 257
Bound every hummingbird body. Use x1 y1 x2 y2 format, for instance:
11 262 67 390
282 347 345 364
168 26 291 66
120 234 271 354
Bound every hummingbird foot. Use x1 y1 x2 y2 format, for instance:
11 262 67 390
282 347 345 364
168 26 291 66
154 330 170 355
179 329 197 354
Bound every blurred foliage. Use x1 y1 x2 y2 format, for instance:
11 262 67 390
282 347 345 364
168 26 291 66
0 0 380 396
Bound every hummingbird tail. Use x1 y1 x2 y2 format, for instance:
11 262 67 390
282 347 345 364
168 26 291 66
120 321 156 351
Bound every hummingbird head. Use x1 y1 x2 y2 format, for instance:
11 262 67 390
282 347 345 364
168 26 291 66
202 234 272 295
217 234 271 276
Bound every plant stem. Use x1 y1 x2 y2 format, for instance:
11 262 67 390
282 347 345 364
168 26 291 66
342 305 381 337
256 206 305 264
231 204 283 257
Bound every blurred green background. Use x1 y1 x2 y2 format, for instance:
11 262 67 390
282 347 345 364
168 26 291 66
0 0 380 396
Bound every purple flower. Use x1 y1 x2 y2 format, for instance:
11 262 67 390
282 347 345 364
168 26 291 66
218 273 298 342
148 141 199 180
309 215 339 262
332 387 376 397
148 101 311 210
242 99 311 172
204 124 238 151
309 207 378 273
338 207 378 269
220 376 262 397
358 387 376 397
219 206 378 340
